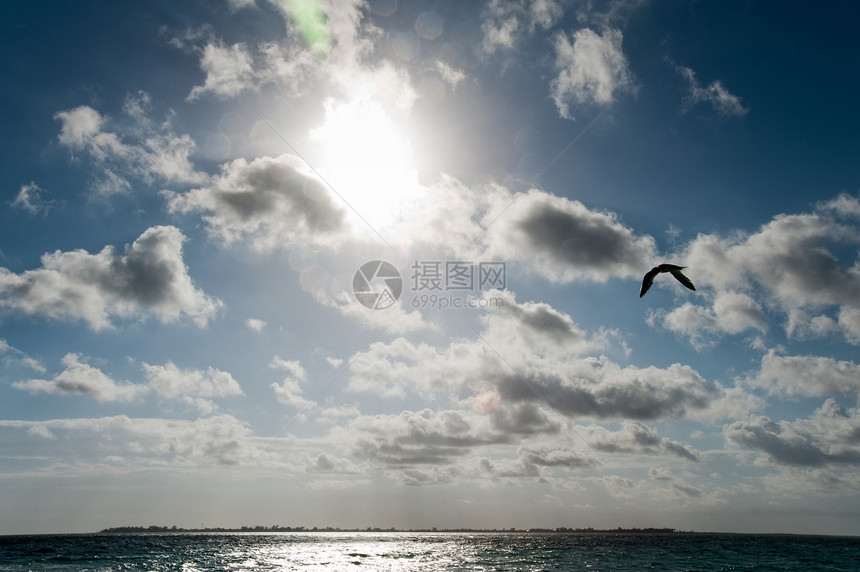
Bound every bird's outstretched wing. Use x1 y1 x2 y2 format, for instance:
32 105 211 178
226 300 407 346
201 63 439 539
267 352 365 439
669 268 696 291
639 267 659 297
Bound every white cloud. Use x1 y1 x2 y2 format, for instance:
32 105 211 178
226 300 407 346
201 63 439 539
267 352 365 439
551 28 635 119
143 361 243 399
54 98 205 196
187 41 257 100
10 182 55 215
13 353 146 402
183 0 413 111
344 290 721 422
270 356 314 409
56 105 102 148
481 0 563 54
657 291 767 349
677 65 748 117
0 226 220 330
226 0 255 10
663 198 860 345
745 350 860 399
435 61 466 88
818 193 860 219
245 318 267 332
0 338 45 373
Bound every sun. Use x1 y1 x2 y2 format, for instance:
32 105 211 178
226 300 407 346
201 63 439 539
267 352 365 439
310 97 423 236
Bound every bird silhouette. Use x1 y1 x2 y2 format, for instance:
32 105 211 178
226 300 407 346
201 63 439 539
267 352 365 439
640 264 695 297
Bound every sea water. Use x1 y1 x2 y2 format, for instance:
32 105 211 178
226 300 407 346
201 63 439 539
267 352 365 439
1 531 859 571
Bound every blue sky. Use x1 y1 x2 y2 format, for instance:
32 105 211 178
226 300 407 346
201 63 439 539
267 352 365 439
2 0 860 535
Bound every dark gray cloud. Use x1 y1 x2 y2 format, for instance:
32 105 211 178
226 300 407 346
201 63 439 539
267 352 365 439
520 202 640 269
347 291 718 423
519 444 597 468
725 401 860 467
165 154 347 250
492 291 584 346
495 361 714 421
349 409 514 468
486 191 655 282
587 422 702 461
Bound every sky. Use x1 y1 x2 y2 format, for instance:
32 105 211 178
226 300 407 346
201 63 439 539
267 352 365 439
1 0 860 536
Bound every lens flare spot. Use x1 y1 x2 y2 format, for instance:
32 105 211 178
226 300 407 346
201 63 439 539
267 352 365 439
474 388 501 413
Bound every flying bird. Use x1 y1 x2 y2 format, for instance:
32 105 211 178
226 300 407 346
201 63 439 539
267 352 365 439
640 264 695 297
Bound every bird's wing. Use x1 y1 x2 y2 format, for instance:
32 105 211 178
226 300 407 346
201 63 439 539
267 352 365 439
640 269 657 297
670 269 695 291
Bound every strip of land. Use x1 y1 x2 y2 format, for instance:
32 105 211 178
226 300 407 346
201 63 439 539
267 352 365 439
99 525 681 534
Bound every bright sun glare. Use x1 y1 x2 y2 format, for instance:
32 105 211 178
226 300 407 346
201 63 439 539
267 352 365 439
311 97 423 236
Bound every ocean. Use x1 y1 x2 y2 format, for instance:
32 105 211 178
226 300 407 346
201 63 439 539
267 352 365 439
1 531 859 571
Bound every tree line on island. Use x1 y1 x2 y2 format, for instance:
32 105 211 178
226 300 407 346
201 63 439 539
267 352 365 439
99 525 682 534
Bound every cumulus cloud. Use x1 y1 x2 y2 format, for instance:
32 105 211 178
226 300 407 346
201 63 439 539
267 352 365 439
187 41 257 100
13 356 242 413
584 421 702 461
344 290 719 422
13 353 145 402
165 154 653 297
551 27 635 119
305 452 361 474
182 0 415 110
493 360 714 420
480 289 595 354
744 351 860 399
270 356 314 409
0 226 220 330
818 192 860 219
54 96 205 195
481 0 564 53
347 408 514 467
484 190 656 282
334 407 602 486
143 361 243 399
677 65 748 117
662 198 860 345
655 291 767 349
725 400 860 467
164 154 348 251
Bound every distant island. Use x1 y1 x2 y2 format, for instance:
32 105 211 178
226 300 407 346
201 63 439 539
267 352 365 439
99 525 681 534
